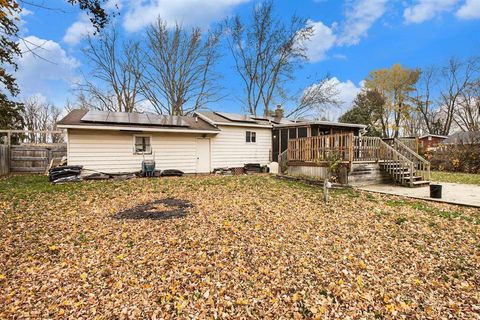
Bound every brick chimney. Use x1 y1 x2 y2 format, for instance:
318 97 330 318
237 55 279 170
274 104 284 118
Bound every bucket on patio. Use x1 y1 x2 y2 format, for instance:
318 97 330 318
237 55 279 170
430 184 442 199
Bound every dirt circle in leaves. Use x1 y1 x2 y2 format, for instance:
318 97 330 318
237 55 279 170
113 198 193 220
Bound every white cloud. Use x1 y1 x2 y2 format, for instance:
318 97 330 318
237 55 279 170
63 14 95 45
403 0 459 24
327 77 363 120
305 20 337 62
63 0 122 45
16 36 80 97
456 0 480 19
105 0 123 10
337 0 388 46
122 0 250 32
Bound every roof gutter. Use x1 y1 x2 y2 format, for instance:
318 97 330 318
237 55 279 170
195 112 273 128
274 122 366 129
215 122 273 129
57 124 220 134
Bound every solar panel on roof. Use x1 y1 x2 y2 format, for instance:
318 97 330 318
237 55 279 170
147 113 168 126
215 112 257 123
147 113 189 127
106 112 130 124
128 113 151 125
80 110 189 127
252 116 269 121
81 110 109 122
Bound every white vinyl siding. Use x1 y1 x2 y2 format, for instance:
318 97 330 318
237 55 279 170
67 129 201 173
67 125 272 174
210 125 271 168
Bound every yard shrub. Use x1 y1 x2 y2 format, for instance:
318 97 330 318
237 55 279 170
428 143 480 174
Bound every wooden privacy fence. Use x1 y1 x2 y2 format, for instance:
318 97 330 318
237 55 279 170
287 133 354 163
0 145 9 176
0 144 67 175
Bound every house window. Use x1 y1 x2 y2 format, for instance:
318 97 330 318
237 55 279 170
134 136 151 154
246 131 256 143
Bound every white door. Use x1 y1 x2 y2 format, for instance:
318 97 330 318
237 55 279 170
196 138 211 173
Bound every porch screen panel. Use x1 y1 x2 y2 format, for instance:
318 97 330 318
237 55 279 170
272 129 279 161
289 128 297 139
298 127 307 138
280 129 288 153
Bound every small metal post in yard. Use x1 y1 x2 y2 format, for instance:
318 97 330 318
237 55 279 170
323 171 331 203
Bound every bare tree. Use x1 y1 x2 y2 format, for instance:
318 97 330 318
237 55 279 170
454 81 480 131
79 27 144 112
140 18 222 116
225 0 313 116
22 96 63 143
438 57 479 135
286 76 341 119
413 65 442 134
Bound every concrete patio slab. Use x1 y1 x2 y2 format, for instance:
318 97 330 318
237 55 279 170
358 182 480 208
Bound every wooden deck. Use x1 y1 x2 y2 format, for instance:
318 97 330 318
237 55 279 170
285 134 430 187
286 133 383 166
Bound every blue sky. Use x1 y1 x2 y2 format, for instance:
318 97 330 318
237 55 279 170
14 0 480 119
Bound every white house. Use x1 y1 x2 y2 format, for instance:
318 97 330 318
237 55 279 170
57 109 290 174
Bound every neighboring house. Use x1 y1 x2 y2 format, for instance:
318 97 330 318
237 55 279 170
443 131 480 145
419 134 447 151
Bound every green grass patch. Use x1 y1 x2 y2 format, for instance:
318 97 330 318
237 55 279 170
385 199 406 207
431 171 480 185
409 201 477 223
395 217 408 225
331 188 360 198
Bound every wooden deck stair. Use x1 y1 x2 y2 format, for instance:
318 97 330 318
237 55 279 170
285 134 431 188
379 161 429 187
378 139 430 187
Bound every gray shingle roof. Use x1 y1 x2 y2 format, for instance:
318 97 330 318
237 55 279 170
443 131 480 144
57 109 220 132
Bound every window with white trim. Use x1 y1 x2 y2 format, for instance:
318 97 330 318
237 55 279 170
134 136 151 154
246 131 256 143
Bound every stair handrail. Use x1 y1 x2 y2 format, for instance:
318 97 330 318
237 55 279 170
379 139 415 187
392 138 431 181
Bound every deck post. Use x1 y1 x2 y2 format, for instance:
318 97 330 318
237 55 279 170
349 133 353 171
410 162 414 187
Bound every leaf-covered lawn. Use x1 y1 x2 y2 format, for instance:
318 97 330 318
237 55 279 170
431 171 480 185
1 175 479 319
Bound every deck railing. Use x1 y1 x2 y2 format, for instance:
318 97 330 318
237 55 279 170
378 139 415 187
391 138 430 181
383 137 419 154
287 133 354 163
353 136 381 161
286 134 429 186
